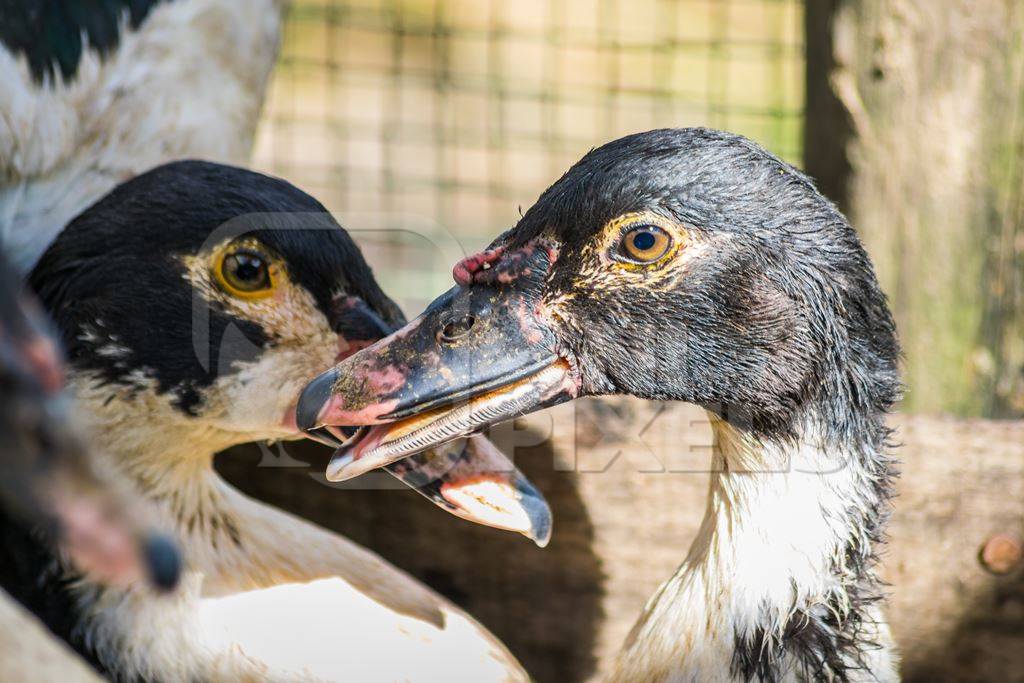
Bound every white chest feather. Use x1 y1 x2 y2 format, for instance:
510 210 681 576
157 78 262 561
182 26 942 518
608 417 899 683
74 476 526 683
0 0 283 273
62 380 525 683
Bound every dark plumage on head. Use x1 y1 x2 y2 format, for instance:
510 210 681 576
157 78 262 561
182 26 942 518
502 127 900 439
31 160 400 438
0 0 168 84
302 128 901 477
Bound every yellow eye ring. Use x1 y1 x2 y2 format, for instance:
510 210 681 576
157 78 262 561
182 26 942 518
214 246 279 299
617 224 673 264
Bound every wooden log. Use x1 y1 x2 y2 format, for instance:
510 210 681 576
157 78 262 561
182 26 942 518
218 406 1024 683
804 0 1024 417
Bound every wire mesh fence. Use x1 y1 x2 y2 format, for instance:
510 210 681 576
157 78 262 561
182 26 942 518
252 0 804 312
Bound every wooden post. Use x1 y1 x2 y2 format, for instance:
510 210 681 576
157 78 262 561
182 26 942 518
804 0 1024 417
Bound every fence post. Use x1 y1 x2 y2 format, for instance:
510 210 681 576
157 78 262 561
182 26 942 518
804 0 1024 417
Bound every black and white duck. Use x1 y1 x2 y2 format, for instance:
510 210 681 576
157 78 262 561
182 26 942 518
299 128 902 682
11 160 543 682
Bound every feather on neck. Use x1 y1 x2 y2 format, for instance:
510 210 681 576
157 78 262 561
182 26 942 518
609 411 898 683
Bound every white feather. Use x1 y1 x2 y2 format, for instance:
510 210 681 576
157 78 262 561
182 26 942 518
67 372 528 683
609 414 899 683
0 0 284 273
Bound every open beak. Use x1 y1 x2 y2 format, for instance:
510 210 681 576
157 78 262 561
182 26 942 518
298 242 577 525
0 291 181 591
303 293 554 546
388 435 550 546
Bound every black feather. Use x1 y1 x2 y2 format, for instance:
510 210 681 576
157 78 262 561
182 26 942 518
30 160 402 415
497 128 902 679
0 0 169 84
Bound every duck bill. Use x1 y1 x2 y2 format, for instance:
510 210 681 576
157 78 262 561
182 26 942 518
302 292 555 546
390 435 552 547
298 243 578 490
306 426 552 546
319 358 573 482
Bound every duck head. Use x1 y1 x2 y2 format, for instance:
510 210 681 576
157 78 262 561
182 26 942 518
298 128 900 480
30 161 550 544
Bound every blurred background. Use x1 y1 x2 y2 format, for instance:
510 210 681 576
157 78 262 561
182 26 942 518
250 0 805 361
250 0 1024 421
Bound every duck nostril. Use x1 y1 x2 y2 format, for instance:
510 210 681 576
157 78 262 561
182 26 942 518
438 315 476 344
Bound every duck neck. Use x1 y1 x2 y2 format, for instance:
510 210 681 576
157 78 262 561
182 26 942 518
612 408 895 683
114 424 253 553
69 379 262 574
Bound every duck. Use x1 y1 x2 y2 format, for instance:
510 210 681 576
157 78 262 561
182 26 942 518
0 0 530 526
0 245 181 592
13 159 540 682
0 0 284 274
298 127 903 682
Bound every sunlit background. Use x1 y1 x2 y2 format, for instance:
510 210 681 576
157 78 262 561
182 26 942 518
249 0 1024 418
253 0 803 314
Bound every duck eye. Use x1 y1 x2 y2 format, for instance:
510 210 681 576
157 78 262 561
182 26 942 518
619 225 672 263
216 248 276 298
